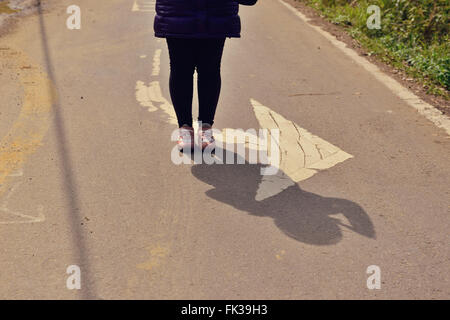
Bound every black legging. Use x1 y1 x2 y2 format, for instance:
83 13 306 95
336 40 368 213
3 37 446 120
166 38 226 128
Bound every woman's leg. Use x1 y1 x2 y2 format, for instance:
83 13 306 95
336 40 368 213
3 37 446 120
166 38 196 127
196 38 226 126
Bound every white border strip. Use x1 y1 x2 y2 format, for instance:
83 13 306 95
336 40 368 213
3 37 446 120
278 0 450 136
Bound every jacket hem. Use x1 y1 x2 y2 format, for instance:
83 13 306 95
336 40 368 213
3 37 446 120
155 33 241 39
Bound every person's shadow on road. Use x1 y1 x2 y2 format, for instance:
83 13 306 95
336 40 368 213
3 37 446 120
190 149 375 245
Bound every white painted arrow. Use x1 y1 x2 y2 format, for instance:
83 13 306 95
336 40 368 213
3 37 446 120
134 80 353 202
251 99 353 201
134 49 353 202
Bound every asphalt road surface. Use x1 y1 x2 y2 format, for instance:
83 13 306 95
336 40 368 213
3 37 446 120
0 0 449 299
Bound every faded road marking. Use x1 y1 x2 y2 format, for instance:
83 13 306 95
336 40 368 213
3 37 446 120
135 80 177 124
132 0 155 13
152 49 161 76
137 245 169 271
0 180 45 224
136 81 158 112
276 250 286 260
251 99 353 201
0 47 54 200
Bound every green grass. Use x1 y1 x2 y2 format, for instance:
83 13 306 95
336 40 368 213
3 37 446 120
295 0 449 99
0 1 18 14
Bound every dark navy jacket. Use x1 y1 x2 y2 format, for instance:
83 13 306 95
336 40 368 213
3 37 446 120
154 0 257 39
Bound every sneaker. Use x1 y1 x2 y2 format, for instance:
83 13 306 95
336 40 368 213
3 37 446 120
198 124 215 151
177 125 194 151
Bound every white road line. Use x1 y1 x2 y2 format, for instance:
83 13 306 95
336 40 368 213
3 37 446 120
251 99 353 201
278 0 450 136
152 49 161 76
136 81 158 112
135 80 177 124
132 0 156 13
